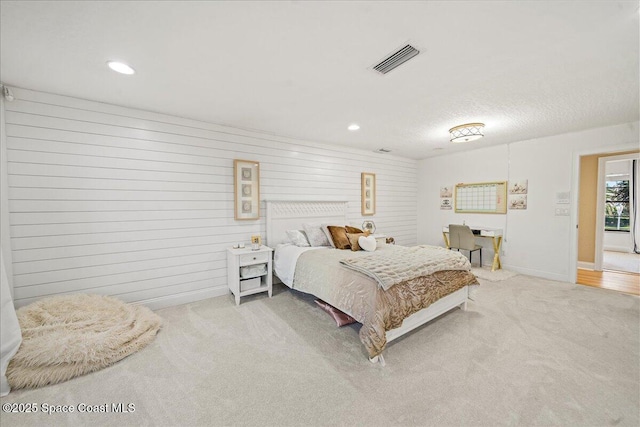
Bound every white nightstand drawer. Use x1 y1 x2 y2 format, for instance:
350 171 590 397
239 251 269 266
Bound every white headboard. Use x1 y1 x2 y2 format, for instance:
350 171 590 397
265 200 349 247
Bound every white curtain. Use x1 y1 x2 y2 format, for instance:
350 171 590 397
0 248 21 396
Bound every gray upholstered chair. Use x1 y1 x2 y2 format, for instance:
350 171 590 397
448 224 482 267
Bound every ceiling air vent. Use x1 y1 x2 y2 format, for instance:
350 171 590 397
374 148 392 154
372 44 420 74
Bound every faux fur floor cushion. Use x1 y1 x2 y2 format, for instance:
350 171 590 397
7 294 162 389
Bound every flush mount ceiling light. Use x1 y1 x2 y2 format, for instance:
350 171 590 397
449 123 485 143
107 61 135 75
348 124 360 131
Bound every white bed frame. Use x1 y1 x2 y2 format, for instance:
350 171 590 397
265 200 468 365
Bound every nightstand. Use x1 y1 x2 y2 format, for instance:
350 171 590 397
227 245 273 305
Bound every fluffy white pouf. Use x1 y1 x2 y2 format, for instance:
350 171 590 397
7 294 162 389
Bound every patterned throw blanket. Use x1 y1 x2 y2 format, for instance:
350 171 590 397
339 245 471 290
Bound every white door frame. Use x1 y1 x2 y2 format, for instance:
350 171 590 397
569 143 639 284
595 153 639 270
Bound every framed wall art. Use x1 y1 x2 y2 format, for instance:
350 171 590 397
234 159 260 220
508 179 528 194
440 185 453 210
361 172 376 216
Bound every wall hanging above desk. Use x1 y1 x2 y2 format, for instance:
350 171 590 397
455 181 507 214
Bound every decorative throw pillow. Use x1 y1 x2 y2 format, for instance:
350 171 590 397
327 226 350 250
286 230 310 247
303 223 330 247
314 299 357 327
345 225 364 234
346 232 371 251
358 235 377 252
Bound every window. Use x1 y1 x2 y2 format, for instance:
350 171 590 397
605 180 630 231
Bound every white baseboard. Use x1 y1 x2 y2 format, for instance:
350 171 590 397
502 264 568 282
134 286 228 310
577 261 595 270
603 246 633 253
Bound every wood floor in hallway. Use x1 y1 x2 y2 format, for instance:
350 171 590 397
577 268 640 296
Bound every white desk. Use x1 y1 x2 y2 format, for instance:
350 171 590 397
442 226 503 271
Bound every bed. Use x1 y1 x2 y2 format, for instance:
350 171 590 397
266 200 479 364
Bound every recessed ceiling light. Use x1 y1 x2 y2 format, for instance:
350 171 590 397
107 61 135 75
348 124 360 131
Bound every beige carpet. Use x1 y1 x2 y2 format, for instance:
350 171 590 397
6 294 162 389
471 266 518 281
0 276 638 426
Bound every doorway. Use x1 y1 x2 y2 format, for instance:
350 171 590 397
575 149 640 295
597 154 640 274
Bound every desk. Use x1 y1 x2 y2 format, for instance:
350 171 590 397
442 226 503 271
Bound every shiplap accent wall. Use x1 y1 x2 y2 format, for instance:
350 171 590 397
1 96 14 291
3 88 417 309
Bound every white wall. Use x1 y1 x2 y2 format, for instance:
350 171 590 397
417 122 639 282
3 87 417 308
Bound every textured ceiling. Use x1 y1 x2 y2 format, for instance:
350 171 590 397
1 1 638 159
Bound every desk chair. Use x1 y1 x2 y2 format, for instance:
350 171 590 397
448 224 482 267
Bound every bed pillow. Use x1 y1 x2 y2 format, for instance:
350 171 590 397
358 235 377 252
327 226 350 250
346 232 371 251
302 223 331 247
321 224 336 248
345 225 364 234
286 230 310 247
314 299 357 327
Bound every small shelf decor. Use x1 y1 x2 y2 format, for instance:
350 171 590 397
361 172 376 216
362 220 376 233
234 159 260 220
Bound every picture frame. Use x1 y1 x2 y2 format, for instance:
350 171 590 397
234 159 260 220
508 179 528 194
361 172 376 216
508 194 528 210
440 198 453 210
440 186 453 198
